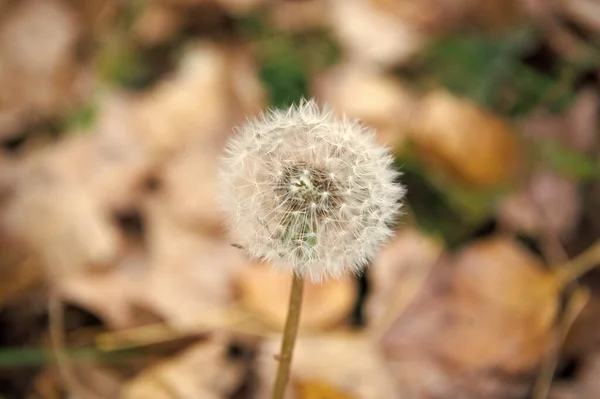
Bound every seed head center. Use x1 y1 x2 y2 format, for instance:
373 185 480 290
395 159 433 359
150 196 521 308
276 163 340 215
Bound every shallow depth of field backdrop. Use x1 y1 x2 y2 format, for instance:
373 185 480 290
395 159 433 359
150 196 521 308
1 1 600 398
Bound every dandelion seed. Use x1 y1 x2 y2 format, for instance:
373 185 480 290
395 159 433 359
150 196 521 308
218 99 405 281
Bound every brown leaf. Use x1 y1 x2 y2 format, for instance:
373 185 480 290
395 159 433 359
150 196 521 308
313 64 419 149
498 170 580 240
412 91 521 187
549 349 600 399
365 228 443 336
268 0 327 33
235 263 356 332
132 41 265 157
381 236 559 398
328 0 426 68
59 199 250 330
0 0 85 140
122 334 250 399
558 0 600 42
132 3 182 46
518 87 599 155
258 333 400 399
372 0 524 33
296 380 357 399
2 138 122 277
153 140 224 234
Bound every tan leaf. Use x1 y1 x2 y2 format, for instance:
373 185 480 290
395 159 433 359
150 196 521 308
498 170 580 239
412 91 521 187
235 263 356 332
132 41 265 157
328 0 426 68
154 140 224 234
313 64 419 149
381 236 558 398
0 0 84 140
296 379 357 399
2 139 122 277
268 0 328 32
122 335 249 399
365 228 442 337
59 200 249 331
258 334 400 399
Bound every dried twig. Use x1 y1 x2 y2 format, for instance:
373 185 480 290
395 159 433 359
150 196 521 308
532 288 590 399
48 291 102 399
96 304 269 352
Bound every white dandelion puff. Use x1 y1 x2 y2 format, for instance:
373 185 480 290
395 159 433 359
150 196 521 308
219 99 405 282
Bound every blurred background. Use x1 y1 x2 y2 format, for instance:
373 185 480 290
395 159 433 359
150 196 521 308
1 0 600 398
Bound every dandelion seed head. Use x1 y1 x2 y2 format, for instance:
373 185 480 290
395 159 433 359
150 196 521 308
218 99 405 281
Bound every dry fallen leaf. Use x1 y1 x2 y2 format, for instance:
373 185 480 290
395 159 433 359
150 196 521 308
519 87 599 155
549 345 600 399
268 0 327 33
153 140 224 234
499 89 597 240
296 380 357 399
235 263 356 332
372 0 524 33
132 3 182 46
381 236 559 398
557 0 600 43
136 199 250 332
498 170 580 240
1 138 122 277
549 298 600 399
0 0 86 140
258 333 400 399
412 90 521 187
328 0 426 68
365 228 442 337
59 198 250 331
122 334 250 399
132 41 265 158
313 64 419 149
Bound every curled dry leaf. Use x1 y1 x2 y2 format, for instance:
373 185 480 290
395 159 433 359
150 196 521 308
381 236 559 398
412 90 521 187
258 333 400 399
313 63 419 149
365 228 443 336
328 0 426 68
234 263 356 332
122 335 250 399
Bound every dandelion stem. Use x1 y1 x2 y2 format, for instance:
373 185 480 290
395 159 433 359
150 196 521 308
272 273 304 399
